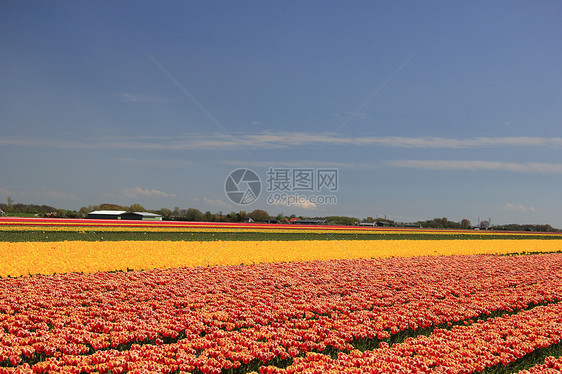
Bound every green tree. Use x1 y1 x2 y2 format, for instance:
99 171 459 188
239 211 247 222
204 211 214 221
185 208 204 221
327 216 360 226
249 209 269 222
127 203 146 212
65 210 79 218
78 206 91 218
226 211 238 222
159 208 172 220
6 196 13 213
100 203 124 210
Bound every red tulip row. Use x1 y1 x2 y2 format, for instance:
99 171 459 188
518 355 562 373
1 254 562 373
260 301 562 373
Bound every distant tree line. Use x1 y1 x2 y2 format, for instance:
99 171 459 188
494 224 556 232
1 197 558 231
416 217 472 229
0 202 56 215
360 217 396 226
0 200 76 217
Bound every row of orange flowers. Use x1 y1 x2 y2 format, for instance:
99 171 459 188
517 355 562 373
262 301 562 373
1 254 562 373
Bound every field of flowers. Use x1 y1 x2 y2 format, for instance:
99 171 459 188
1 254 562 373
2 218 562 373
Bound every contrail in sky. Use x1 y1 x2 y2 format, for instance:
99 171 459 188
312 55 414 157
149 54 250 156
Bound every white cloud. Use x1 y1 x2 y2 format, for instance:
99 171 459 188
4 133 562 152
221 160 352 168
503 203 537 213
292 200 318 210
202 197 231 208
123 186 176 198
116 158 193 167
388 160 562 173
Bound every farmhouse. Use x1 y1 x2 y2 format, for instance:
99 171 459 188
121 212 162 221
87 210 162 221
360 221 393 227
292 219 328 225
86 210 126 219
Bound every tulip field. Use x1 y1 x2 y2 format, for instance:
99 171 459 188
1 218 562 373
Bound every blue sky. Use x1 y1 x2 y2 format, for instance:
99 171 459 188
2 1 562 226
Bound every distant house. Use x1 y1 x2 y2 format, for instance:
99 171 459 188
120 212 162 221
86 210 127 219
404 223 422 228
87 210 162 221
0 209 5 217
264 219 279 224
292 219 328 225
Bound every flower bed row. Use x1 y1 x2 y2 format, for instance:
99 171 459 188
1 254 562 372
518 355 562 373
2 240 562 277
261 301 562 373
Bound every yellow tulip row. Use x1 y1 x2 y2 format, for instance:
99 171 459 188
1 239 561 278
